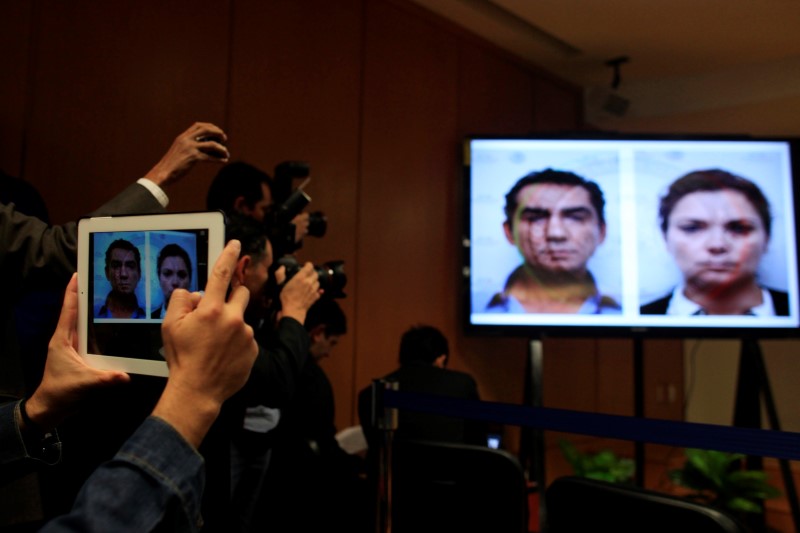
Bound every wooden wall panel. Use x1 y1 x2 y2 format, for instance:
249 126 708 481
23 0 230 223
355 0 460 402
227 0 363 430
0 2 32 177
533 76 584 132
456 42 534 136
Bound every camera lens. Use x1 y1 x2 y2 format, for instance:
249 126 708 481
278 257 346 299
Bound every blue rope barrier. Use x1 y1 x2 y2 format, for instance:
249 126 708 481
383 389 800 461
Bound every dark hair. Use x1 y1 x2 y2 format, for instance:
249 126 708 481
659 169 772 238
157 243 192 282
105 239 141 272
504 168 606 228
304 297 347 336
206 161 273 216
225 214 269 262
399 325 449 366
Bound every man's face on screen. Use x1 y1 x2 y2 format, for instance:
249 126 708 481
665 189 768 291
159 255 191 305
106 248 140 294
504 183 605 276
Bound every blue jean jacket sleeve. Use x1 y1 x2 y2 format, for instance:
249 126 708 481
40 416 206 533
0 401 62 483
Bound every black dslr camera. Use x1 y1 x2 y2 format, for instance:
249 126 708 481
266 161 327 259
277 256 347 299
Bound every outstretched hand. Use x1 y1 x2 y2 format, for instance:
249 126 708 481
143 122 230 188
154 239 258 447
25 274 131 432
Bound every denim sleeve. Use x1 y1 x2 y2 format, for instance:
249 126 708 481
0 401 62 483
40 416 206 533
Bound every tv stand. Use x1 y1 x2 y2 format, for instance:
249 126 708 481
521 338 546 531
734 339 799 532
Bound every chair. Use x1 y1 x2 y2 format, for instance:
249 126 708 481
545 475 747 533
390 439 529 533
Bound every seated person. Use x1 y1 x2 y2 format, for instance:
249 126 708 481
152 243 192 319
640 169 788 315
482 168 620 314
358 325 485 450
96 239 145 319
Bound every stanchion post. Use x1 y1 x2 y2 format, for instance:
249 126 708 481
372 379 398 533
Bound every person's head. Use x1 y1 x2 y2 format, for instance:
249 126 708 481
226 214 273 309
104 239 141 294
503 168 606 276
658 169 771 291
207 161 274 222
304 297 347 360
157 244 193 307
398 325 449 368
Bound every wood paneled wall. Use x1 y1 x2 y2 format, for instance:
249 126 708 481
2 0 682 445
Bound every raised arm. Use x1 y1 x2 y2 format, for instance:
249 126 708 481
39 240 257 533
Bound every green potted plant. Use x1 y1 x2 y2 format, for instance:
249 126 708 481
558 439 635 484
668 448 781 515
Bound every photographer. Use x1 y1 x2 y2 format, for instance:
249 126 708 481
209 215 321 533
206 161 311 250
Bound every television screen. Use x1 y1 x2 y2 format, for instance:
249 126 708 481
463 134 800 337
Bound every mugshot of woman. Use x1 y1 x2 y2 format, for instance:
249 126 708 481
640 169 789 316
151 243 193 319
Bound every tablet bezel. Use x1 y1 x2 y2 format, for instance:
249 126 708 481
77 211 225 377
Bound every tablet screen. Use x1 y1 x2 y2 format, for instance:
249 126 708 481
88 229 210 360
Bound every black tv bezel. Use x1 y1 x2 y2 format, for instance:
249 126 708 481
461 132 800 339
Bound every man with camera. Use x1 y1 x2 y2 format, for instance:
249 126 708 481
206 161 314 254
201 214 321 533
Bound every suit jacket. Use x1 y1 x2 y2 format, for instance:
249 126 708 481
358 362 484 451
0 182 164 398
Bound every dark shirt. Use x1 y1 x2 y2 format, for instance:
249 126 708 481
358 362 484 450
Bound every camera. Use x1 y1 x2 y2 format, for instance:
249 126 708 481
278 256 347 299
266 161 328 258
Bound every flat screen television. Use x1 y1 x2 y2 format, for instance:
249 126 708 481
462 134 800 338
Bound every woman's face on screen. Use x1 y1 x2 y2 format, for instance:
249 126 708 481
664 189 768 291
159 256 191 304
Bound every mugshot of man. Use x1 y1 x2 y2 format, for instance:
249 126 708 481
97 238 146 319
152 243 193 319
484 168 621 314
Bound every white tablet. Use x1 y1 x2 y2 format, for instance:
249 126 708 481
77 211 226 377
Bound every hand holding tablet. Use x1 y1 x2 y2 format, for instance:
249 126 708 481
23 274 131 433
153 238 258 446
